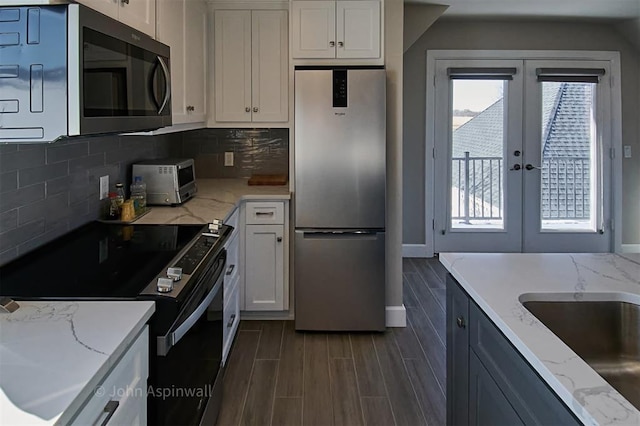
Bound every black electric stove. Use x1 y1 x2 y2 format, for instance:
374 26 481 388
0 222 212 300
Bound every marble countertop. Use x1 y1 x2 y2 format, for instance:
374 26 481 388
0 301 155 425
134 178 290 225
440 253 640 426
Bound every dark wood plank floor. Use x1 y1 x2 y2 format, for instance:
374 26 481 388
216 258 447 426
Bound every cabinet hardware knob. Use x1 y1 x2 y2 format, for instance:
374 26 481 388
456 316 466 329
338 41 344 47
514 150 521 157
277 237 283 242
253 107 258 113
525 164 541 171
329 41 335 47
509 164 521 171
121 0 129 4
245 107 251 113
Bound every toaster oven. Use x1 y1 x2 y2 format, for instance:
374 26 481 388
132 159 197 205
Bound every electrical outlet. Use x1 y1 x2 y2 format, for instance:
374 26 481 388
224 151 234 167
623 145 632 158
99 175 109 200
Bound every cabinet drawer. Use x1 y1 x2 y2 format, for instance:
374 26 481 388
71 327 149 425
223 278 240 364
245 202 284 224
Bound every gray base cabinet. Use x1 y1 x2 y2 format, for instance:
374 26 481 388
446 274 580 425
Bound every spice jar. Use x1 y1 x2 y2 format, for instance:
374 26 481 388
120 200 135 222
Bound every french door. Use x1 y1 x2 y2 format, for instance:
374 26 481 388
433 58 612 253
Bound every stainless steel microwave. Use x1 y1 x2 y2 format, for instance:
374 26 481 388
0 4 171 143
132 159 197 206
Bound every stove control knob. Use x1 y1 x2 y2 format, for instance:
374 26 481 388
167 267 183 281
157 277 174 293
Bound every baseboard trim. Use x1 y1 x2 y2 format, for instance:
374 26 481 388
386 305 407 327
402 244 429 258
621 244 640 253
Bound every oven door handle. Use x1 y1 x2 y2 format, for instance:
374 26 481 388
157 273 223 357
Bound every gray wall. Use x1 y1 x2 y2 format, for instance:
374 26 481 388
0 134 178 265
172 128 289 179
403 20 640 246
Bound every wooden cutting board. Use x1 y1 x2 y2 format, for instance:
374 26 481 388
248 174 288 186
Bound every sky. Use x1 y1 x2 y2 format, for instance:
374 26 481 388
452 80 504 112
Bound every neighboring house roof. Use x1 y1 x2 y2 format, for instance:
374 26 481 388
451 82 592 220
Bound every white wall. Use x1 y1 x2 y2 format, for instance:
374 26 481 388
403 20 640 248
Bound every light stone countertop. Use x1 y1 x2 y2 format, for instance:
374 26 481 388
134 178 291 225
0 301 155 425
440 253 640 426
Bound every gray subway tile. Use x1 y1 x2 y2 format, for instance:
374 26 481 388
0 171 18 193
0 209 18 233
69 153 105 173
0 219 45 252
18 192 69 226
46 175 72 196
0 247 18 266
0 147 45 173
89 136 120 154
46 142 88 163
17 221 69 256
18 161 68 187
0 184 45 213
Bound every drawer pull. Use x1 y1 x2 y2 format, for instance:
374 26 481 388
456 316 466 329
255 211 274 216
227 314 236 328
100 400 119 426
226 264 235 276
277 237 282 242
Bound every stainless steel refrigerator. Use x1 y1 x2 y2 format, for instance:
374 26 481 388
294 68 386 331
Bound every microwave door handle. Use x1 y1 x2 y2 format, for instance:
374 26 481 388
157 56 171 115
156 273 223 357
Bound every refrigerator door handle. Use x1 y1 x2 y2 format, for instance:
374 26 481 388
301 230 383 240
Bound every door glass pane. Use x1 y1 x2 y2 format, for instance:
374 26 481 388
540 82 597 231
451 80 505 230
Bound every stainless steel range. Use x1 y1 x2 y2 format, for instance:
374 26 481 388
0 222 231 425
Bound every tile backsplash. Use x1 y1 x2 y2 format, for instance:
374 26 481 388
0 133 177 265
173 128 289 178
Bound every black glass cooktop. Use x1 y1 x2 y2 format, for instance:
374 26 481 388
0 222 206 300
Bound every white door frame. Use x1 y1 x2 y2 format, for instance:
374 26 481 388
424 50 623 256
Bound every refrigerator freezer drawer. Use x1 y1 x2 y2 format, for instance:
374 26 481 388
294 230 385 331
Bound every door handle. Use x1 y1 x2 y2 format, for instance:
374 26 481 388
509 164 521 171
157 56 171 115
525 164 540 171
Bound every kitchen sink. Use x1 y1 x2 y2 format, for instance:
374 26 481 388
522 300 640 410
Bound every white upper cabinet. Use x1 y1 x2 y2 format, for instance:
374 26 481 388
77 0 156 38
214 9 288 123
157 0 207 124
292 0 380 59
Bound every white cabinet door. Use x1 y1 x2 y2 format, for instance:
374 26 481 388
245 224 284 311
156 0 186 121
252 10 289 122
118 0 156 38
215 10 252 122
184 0 207 122
292 1 335 59
77 0 118 19
336 1 380 58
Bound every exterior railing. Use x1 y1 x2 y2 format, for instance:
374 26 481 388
452 152 503 222
452 153 590 223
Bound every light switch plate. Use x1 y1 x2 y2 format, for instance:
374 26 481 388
99 175 109 200
224 152 234 167
623 145 632 158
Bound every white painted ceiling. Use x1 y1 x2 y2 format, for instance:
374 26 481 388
410 0 640 20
